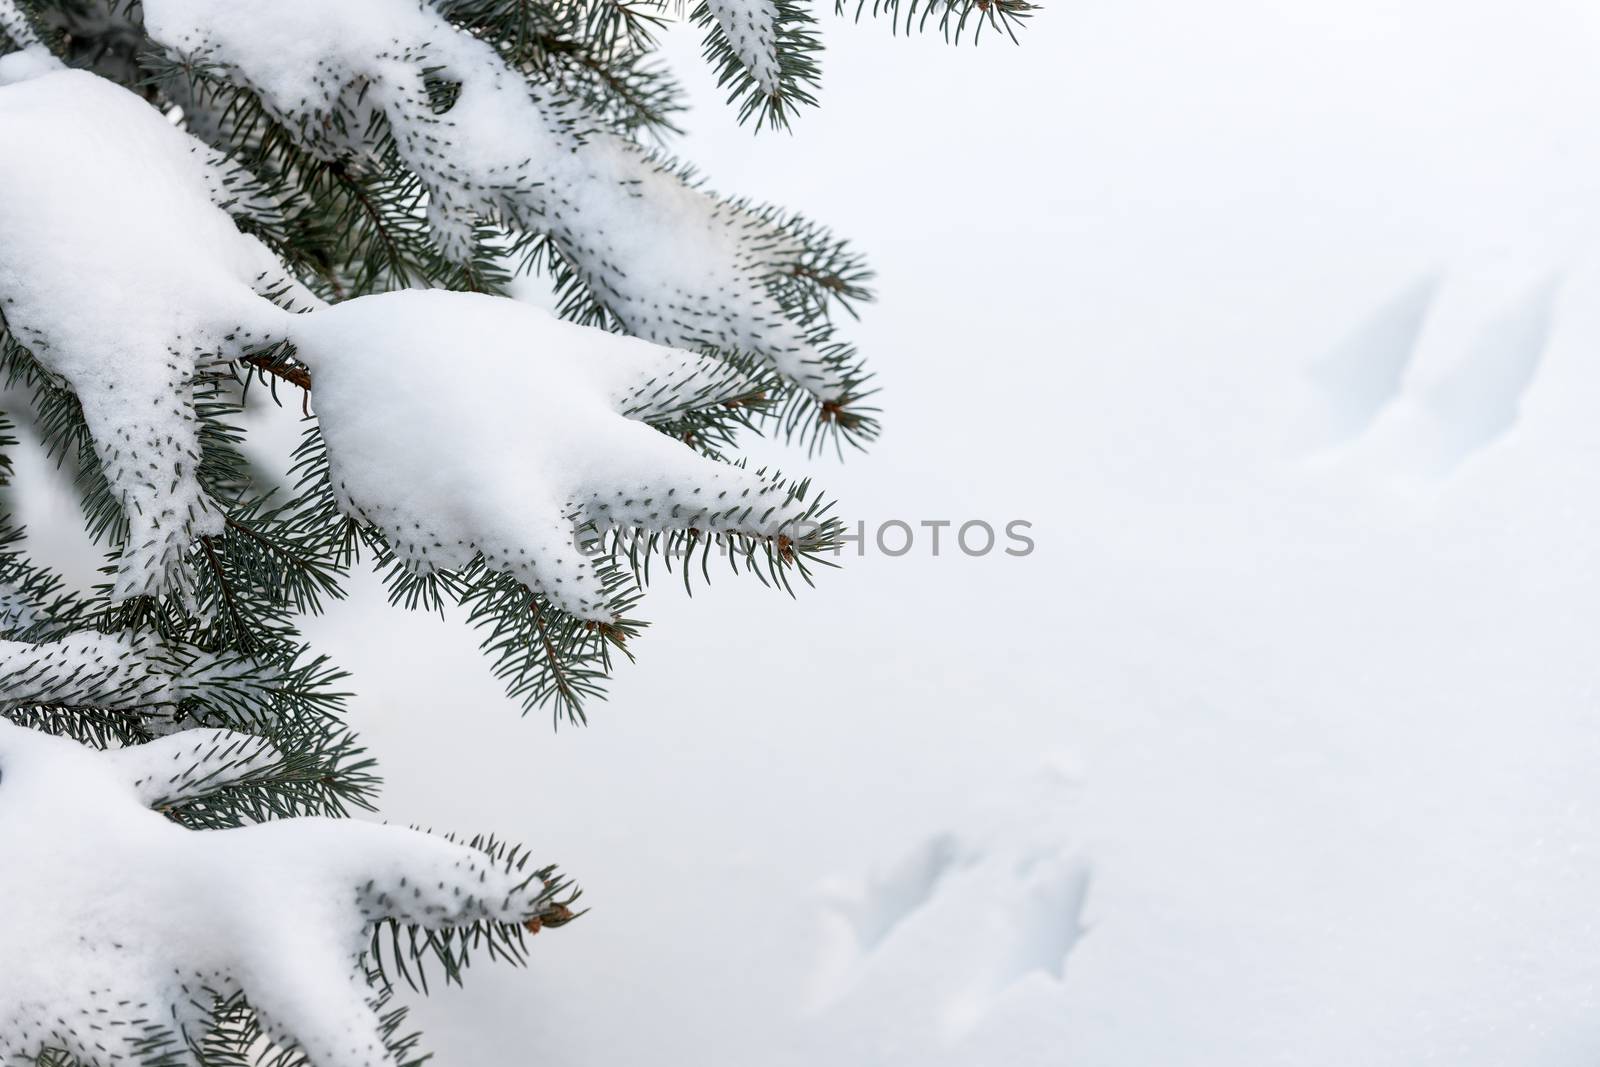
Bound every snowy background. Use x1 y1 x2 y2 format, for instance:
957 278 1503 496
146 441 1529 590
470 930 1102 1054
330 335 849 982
13 0 1600 1062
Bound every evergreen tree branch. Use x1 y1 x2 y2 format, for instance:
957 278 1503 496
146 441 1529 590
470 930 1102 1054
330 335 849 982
836 0 1037 43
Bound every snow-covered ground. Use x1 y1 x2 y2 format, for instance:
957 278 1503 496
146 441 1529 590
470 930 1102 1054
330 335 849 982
11 0 1600 1062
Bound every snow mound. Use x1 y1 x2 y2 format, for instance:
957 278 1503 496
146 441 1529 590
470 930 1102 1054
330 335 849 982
0 69 312 601
0 45 59 86
0 719 566 1067
290 290 821 621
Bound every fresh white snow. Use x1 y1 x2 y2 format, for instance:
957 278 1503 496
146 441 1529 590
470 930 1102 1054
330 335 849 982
291 289 821 621
275 4 1600 1065
3 1 1599 1065
0 65 816 619
0 0 39 49
142 0 854 401
0 46 59 86
704 0 785 97
0 631 244 712
0 69 310 602
0 719 560 1067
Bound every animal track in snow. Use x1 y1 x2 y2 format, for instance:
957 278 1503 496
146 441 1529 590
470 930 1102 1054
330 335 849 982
1302 265 1559 480
988 847 1091 985
942 847 1091 1038
806 757 1089 1052
1304 275 1437 447
823 832 971 954
1414 277 1555 468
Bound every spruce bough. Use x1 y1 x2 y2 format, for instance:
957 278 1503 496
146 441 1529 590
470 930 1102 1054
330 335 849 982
0 0 1032 1064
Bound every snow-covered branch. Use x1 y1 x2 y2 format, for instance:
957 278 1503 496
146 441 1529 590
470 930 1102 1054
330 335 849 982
142 0 868 409
292 290 831 622
0 69 314 601
0 719 572 1067
0 631 241 713
0 67 832 614
0 0 40 49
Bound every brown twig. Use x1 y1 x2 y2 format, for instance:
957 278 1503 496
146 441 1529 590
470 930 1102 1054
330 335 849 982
242 354 312 391
788 264 850 295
